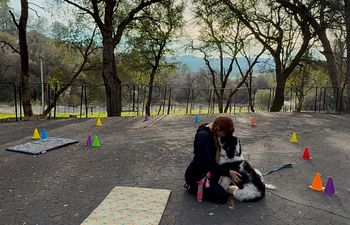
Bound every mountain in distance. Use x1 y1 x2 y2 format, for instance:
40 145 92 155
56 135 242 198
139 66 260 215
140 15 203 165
167 55 273 76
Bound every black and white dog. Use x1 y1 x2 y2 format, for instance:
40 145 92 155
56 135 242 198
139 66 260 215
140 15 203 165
218 135 266 202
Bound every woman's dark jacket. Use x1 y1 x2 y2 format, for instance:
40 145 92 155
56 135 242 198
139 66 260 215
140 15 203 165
185 124 230 184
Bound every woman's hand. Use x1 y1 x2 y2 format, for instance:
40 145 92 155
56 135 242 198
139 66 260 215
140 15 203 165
229 170 241 183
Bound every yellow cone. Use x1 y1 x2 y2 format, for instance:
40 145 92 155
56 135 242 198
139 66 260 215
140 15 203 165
96 117 102 126
32 128 40 139
290 132 298 143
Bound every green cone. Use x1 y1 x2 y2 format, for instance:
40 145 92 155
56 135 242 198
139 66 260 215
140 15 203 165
92 135 101 147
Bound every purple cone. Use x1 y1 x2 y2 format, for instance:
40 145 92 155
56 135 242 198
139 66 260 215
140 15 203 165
86 134 92 146
324 176 336 195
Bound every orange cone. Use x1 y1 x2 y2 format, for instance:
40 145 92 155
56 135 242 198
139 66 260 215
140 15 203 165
250 118 256 126
302 147 312 160
309 172 324 191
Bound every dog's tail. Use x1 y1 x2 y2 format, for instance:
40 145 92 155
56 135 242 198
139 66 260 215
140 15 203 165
265 183 277 190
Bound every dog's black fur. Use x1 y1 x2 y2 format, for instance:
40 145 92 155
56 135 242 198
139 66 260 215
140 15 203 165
218 135 265 202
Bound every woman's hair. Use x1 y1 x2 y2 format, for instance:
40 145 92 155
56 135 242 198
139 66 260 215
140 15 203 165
213 116 235 135
212 116 234 162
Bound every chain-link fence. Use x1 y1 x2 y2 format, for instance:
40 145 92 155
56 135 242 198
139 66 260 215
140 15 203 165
0 82 347 120
0 82 18 120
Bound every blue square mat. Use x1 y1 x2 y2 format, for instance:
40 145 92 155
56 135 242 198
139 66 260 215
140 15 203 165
6 137 78 155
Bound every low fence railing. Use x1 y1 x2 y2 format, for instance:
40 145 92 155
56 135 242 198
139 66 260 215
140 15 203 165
0 82 347 121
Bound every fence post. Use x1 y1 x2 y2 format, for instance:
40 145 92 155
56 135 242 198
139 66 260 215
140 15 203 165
47 84 51 119
54 85 57 119
207 89 212 114
132 85 136 113
162 87 167 115
290 87 293 112
84 86 88 118
339 87 344 114
335 87 339 114
185 88 190 115
322 87 326 112
167 88 172 115
314 87 318 113
79 85 83 118
136 85 140 116
233 90 237 114
189 88 194 115
229 89 232 115
267 88 272 112
141 86 146 116
19 83 22 120
13 83 18 122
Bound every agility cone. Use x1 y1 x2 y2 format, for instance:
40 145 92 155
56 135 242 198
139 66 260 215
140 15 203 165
85 134 92 146
250 118 257 126
302 147 312 160
194 115 199 124
96 117 102 126
144 114 149 122
32 128 40 139
309 172 324 191
92 135 101 147
290 132 298 143
40 129 48 140
324 176 337 195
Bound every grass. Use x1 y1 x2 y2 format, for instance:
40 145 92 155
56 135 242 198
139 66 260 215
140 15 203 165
0 105 260 120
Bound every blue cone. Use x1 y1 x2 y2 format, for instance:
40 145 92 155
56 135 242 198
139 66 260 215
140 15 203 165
40 129 48 140
194 115 199 124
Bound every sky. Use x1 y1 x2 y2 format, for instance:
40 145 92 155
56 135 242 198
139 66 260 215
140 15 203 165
10 0 51 21
9 0 199 38
9 0 199 56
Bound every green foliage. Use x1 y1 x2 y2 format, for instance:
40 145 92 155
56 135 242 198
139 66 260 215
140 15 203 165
122 0 184 85
287 56 330 88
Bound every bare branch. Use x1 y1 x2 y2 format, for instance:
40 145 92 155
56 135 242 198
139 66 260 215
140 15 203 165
29 2 46 11
29 7 41 18
9 10 19 28
114 0 162 46
0 40 20 54
63 0 93 15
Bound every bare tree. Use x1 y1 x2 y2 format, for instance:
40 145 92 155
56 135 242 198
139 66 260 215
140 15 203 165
43 27 100 115
9 0 33 116
126 0 184 116
62 0 162 116
276 0 344 112
191 1 265 113
221 0 313 112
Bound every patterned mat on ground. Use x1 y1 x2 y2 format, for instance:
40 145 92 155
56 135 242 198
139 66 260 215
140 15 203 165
6 137 78 154
81 186 171 225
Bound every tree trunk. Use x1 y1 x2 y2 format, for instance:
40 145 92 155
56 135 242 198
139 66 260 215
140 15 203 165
19 0 33 117
270 74 287 112
145 76 155 117
218 89 224 113
345 0 350 112
102 35 121 117
318 31 341 98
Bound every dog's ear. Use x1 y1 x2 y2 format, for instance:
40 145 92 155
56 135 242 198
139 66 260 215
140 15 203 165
237 138 242 156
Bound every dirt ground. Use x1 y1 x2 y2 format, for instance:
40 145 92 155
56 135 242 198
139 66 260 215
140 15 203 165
0 113 350 225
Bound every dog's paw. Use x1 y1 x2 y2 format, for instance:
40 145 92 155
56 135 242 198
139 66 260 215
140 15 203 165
227 185 239 194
